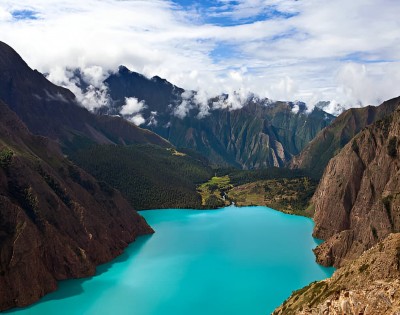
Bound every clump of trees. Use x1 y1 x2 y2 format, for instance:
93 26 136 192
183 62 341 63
204 195 225 209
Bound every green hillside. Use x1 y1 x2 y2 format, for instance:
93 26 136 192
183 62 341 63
70 144 213 210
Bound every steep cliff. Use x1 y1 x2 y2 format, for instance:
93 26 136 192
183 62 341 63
0 99 153 311
311 104 400 267
291 97 400 178
273 233 400 315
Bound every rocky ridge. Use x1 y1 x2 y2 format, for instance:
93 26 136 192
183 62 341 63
273 233 400 315
291 97 400 178
311 102 400 267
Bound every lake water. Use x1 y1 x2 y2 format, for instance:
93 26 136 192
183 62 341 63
6 206 334 315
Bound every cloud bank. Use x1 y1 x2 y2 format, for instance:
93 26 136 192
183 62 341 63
0 0 399 114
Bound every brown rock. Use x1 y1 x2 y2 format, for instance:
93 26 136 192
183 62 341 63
0 100 153 311
312 103 400 267
273 233 400 315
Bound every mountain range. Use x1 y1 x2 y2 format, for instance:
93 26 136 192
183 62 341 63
75 66 335 169
1 39 400 314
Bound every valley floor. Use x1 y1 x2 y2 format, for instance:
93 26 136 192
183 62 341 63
198 175 317 217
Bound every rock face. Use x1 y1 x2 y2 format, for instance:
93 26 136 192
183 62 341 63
0 41 169 152
291 97 400 178
273 233 400 315
312 104 400 267
101 67 335 168
0 99 153 311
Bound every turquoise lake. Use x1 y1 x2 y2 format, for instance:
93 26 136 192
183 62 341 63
6 206 334 315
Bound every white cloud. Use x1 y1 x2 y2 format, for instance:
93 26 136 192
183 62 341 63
0 6 12 21
269 76 298 101
173 99 192 119
46 65 110 111
0 0 399 113
129 114 146 126
120 97 146 115
119 97 146 126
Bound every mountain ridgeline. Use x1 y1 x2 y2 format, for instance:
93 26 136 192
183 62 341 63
291 97 400 177
93 66 335 169
0 42 169 153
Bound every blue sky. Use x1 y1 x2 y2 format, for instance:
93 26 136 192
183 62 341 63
11 9 38 20
172 0 298 26
0 0 399 115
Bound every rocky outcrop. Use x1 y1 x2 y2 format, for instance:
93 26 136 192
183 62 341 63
291 97 400 178
0 99 153 311
311 105 400 267
273 233 400 315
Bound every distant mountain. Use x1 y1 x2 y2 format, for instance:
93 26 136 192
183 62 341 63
0 42 169 153
87 66 335 169
0 99 153 311
291 97 400 178
311 100 400 267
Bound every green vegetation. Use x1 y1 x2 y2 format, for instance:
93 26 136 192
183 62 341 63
227 177 317 216
388 136 397 157
197 171 317 215
70 144 213 210
0 148 13 169
216 167 313 184
197 176 232 207
70 144 317 212
204 195 225 209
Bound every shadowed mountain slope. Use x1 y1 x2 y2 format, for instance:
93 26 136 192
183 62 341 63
0 41 169 152
0 99 153 311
